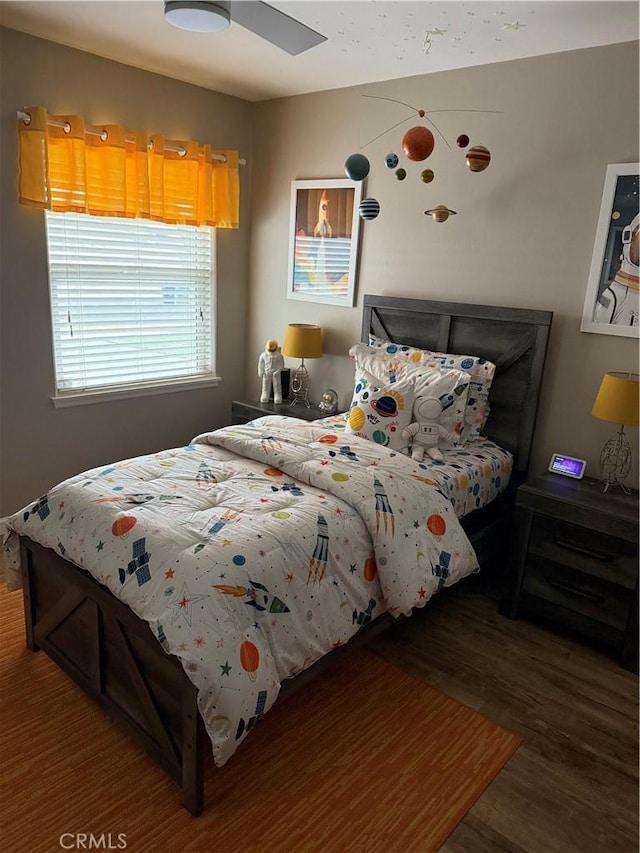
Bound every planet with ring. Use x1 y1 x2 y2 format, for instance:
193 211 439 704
371 395 399 417
424 205 457 223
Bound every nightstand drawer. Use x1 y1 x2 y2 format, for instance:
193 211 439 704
522 555 633 631
502 471 639 672
528 515 637 589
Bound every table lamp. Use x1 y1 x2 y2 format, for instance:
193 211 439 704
282 323 322 407
591 371 639 493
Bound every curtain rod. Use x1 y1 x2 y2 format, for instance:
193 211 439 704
17 110 246 165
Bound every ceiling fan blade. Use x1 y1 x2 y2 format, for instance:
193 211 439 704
230 1 327 55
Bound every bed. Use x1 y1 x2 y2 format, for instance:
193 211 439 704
0 295 552 815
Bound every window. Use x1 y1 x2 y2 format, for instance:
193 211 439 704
45 212 216 404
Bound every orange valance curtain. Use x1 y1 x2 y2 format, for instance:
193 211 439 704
17 106 239 228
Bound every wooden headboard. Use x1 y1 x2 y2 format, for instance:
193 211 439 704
361 294 553 484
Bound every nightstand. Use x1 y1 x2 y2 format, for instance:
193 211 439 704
231 399 329 425
501 471 639 673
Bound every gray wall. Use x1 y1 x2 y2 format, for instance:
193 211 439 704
0 28 253 514
248 41 640 487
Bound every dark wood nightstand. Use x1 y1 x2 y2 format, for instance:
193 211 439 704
501 471 639 673
231 399 330 425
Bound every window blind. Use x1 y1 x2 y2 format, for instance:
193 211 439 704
45 211 215 395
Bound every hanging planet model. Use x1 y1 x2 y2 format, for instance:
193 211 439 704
344 153 370 181
424 204 457 223
359 198 381 220
385 152 399 169
402 126 435 161
465 145 491 172
395 168 407 181
420 169 434 183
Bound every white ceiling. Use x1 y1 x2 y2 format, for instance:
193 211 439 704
0 1 638 102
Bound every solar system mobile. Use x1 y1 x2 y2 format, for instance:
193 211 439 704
342 95 502 224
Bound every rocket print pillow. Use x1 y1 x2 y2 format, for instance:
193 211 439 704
345 369 415 451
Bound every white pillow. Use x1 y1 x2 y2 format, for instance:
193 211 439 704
367 335 496 443
345 367 415 450
349 343 470 446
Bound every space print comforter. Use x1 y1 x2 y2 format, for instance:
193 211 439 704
1 416 478 766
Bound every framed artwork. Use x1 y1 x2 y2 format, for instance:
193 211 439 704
287 178 363 307
580 163 639 338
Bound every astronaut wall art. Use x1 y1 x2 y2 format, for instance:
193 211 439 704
581 163 639 338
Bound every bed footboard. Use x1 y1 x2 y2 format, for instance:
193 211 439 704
20 537 207 816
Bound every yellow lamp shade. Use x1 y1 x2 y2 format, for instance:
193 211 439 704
282 324 323 359
591 372 640 426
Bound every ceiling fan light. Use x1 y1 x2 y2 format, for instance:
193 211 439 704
164 1 230 33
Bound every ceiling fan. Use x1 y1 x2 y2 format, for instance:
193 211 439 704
163 1 327 55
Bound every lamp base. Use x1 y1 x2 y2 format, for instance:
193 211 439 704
290 363 311 408
599 426 632 493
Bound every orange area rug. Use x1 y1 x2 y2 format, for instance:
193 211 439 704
0 586 520 852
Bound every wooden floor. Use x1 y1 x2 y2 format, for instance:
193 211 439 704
368 575 639 853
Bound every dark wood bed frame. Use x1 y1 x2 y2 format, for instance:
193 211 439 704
361 295 553 567
19 295 552 815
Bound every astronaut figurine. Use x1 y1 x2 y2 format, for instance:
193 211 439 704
258 339 285 404
401 397 454 462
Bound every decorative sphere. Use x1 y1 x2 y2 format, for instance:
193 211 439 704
456 134 470 148
420 169 434 183
344 153 370 181
319 390 339 414
424 204 457 223
359 197 380 220
401 126 435 161
465 145 491 172
385 152 399 169
395 168 407 181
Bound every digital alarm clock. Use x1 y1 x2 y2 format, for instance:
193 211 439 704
548 453 587 479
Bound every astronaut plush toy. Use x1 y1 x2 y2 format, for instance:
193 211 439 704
401 396 454 462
